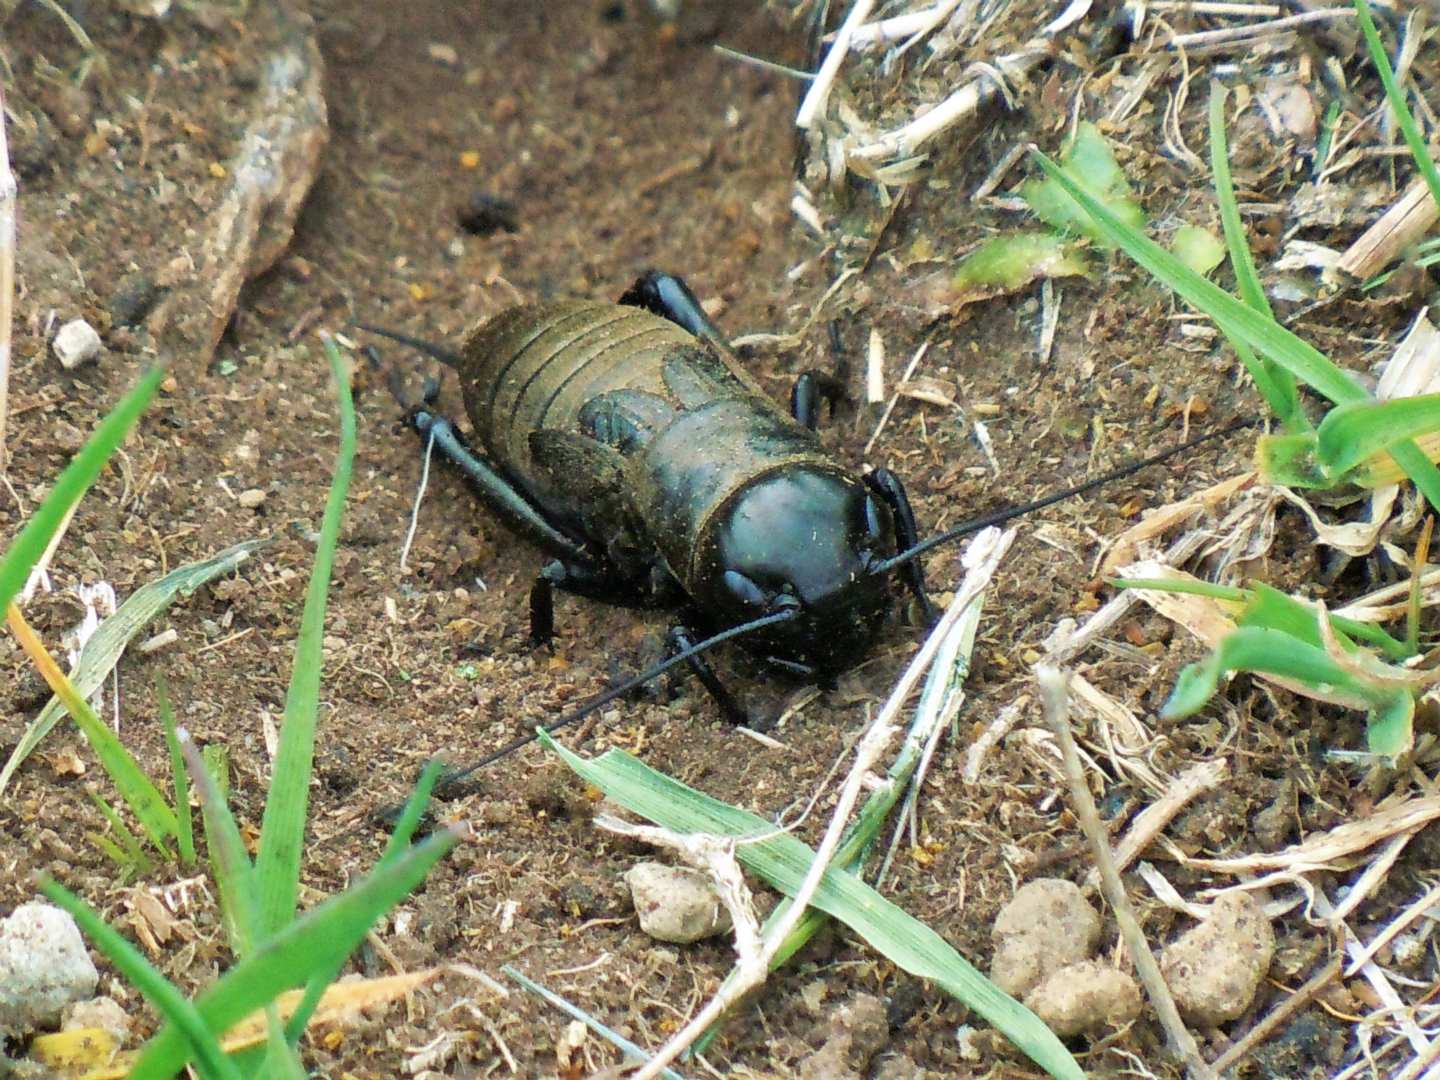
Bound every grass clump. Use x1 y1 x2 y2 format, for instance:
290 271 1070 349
1048 0 1440 761
5 337 458 1075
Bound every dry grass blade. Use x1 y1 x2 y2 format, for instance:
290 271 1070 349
796 0 876 129
7 601 180 853
1035 666 1215 1080
1164 7 1354 48
1084 759 1228 888
1209 955 1342 1075
0 75 13 473
0 539 267 795
1335 179 1440 282
28 970 444 1079
1184 794 1440 873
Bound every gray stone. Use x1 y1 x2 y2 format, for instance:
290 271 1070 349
1162 892 1275 1026
1024 960 1142 1037
625 863 730 944
990 878 1103 998
0 902 100 1036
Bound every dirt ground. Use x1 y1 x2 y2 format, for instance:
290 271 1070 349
2 0 1438 1076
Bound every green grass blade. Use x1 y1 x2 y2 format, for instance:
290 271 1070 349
1243 583 1411 661
1118 577 1410 660
127 825 459 1080
88 832 133 873
1113 578 1249 601
0 539 266 795
180 728 260 959
1313 99 1341 180
1316 394 1440 474
7 604 180 853
380 759 447 866
254 339 356 938
1368 692 1417 757
1356 0 1440 211
88 791 155 877
1209 84 1273 318
204 743 231 803
1032 149 1440 512
156 677 195 867
540 734 1083 1080
0 366 165 615
1164 627 1376 718
1238 583 1410 662
1209 83 1304 431
283 761 448 1046
41 878 240 1080
1033 150 1360 403
1161 626 1415 755
263 1008 307 1079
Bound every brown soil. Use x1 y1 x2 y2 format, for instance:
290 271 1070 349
1 1 1435 1077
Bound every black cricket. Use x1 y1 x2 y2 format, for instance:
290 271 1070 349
361 270 1242 792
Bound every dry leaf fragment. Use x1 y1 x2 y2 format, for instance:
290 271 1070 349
1098 472 1256 578
28 1027 121 1079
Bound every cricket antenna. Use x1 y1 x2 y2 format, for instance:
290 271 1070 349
375 606 802 820
871 417 1258 575
354 323 465 368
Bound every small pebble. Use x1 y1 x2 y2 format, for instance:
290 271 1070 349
61 995 130 1044
1024 960 1142 1038
53 319 103 369
0 901 100 1036
237 488 267 509
1161 892 1275 1025
990 879 1102 998
625 862 730 944
52 420 86 454
427 42 459 66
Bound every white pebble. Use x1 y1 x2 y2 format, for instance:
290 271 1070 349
52 319 103 369
237 488 267 509
0 901 100 1035
625 863 731 944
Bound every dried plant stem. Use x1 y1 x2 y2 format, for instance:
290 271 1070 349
627 694 899 1079
21 500 79 600
796 0 876 130
1164 6 1354 47
1144 1 1281 12
0 76 15 474
849 47 1048 162
1035 665 1216 1080
1084 759 1228 889
398 427 435 573
848 0 1090 162
1336 179 1440 282
1210 955 1340 1075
